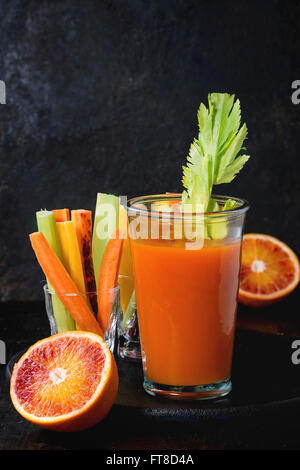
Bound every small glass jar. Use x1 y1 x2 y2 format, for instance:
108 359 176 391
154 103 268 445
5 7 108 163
43 283 141 360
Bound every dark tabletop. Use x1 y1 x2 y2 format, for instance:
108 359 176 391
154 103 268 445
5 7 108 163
1 289 300 451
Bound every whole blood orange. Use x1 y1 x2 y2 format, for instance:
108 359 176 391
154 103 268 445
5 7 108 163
239 233 300 307
10 331 118 432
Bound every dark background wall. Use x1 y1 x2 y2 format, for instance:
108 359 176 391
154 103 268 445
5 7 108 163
0 0 299 301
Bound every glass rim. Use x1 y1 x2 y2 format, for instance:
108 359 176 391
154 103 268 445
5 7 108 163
127 193 250 220
42 283 120 296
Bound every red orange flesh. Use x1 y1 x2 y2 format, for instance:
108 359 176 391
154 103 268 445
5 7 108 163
239 233 300 306
10 332 118 432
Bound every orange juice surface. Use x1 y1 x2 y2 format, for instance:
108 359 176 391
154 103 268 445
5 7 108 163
130 238 241 386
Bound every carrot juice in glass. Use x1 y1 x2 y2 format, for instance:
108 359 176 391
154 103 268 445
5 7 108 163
128 194 248 399
127 92 251 399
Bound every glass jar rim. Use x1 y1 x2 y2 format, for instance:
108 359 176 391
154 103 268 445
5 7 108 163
127 193 249 220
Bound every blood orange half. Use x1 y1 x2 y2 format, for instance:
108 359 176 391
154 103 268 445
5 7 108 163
239 233 300 307
10 331 118 432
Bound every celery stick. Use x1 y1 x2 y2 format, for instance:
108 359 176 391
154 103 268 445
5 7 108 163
92 193 120 287
36 211 76 332
206 198 237 240
181 93 250 240
122 289 136 331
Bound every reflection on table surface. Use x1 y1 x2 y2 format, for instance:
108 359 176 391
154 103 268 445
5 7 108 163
237 290 300 338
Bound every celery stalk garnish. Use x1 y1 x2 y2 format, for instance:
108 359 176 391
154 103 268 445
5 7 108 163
181 93 250 238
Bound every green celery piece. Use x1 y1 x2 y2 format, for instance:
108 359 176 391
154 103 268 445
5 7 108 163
36 211 76 332
205 199 222 239
222 198 237 211
92 193 120 287
206 198 219 213
122 289 137 331
206 198 237 240
181 93 250 239
182 93 250 211
182 148 212 212
207 94 249 184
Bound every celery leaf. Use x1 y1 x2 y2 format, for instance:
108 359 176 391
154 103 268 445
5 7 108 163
181 93 250 211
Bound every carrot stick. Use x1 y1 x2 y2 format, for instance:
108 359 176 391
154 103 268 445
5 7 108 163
97 229 124 332
53 209 70 222
29 232 103 337
71 210 98 315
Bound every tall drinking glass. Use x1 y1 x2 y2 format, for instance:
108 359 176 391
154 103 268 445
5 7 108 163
127 194 249 400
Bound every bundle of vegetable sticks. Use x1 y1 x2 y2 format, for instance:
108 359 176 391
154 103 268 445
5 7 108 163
30 193 134 337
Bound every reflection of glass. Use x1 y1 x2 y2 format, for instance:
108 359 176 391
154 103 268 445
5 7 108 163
117 288 141 360
127 194 249 400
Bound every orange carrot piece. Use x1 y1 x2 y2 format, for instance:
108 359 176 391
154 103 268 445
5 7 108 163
53 209 70 222
71 210 98 315
29 232 103 337
97 229 124 332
